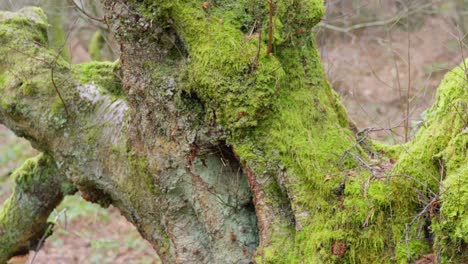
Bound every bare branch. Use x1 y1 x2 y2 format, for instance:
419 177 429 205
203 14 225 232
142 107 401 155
69 0 105 23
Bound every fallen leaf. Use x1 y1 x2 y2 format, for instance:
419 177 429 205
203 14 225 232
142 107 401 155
332 240 346 257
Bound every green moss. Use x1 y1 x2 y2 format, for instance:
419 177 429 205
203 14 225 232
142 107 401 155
129 0 325 129
370 140 405 160
11 154 70 195
395 239 431 263
0 7 79 134
19 81 37 96
46 96 67 129
392 61 467 179
230 32 372 264
387 60 468 262
72 61 123 97
431 165 468 261
174 2 284 128
431 123 467 261
0 8 49 46
232 40 466 264
0 7 47 24
129 1 392 262
12 155 43 187
0 153 73 262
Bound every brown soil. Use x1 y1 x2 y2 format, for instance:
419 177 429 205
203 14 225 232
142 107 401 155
318 14 467 142
20 207 160 264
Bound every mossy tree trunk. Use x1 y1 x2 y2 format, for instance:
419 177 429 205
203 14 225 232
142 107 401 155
0 2 466 263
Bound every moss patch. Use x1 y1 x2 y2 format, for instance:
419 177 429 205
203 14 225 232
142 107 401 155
388 60 468 262
129 0 324 129
72 61 123 97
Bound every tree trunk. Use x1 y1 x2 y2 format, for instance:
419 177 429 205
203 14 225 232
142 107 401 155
0 2 466 263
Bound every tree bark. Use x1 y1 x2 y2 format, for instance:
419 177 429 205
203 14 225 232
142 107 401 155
0 2 466 264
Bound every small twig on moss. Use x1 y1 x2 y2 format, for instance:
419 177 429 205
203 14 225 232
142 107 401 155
50 68 69 117
251 19 262 71
266 0 273 56
449 101 468 127
402 155 445 261
249 20 258 37
339 124 403 163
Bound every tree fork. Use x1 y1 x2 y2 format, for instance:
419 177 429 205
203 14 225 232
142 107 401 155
0 2 466 263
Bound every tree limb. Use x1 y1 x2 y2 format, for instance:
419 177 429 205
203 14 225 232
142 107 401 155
0 154 75 263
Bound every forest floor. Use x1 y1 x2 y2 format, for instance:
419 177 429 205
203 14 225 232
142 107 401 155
1 4 467 263
318 15 467 142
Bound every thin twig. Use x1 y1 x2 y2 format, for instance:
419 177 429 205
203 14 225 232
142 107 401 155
69 0 105 23
266 0 273 56
48 18 80 118
50 67 69 116
319 3 432 34
29 209 68 264
405 3 412 143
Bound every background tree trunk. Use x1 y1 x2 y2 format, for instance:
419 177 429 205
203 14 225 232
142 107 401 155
0 1 466 263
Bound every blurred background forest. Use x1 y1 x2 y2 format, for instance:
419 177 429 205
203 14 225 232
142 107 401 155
0 0 467 263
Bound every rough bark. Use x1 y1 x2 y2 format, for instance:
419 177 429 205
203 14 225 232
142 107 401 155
0 2 466 264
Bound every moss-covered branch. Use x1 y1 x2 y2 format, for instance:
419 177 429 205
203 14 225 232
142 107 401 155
0 7 75 149
0 7 124 151
390 61 468 262
0 154 75 263
0 2 465 263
